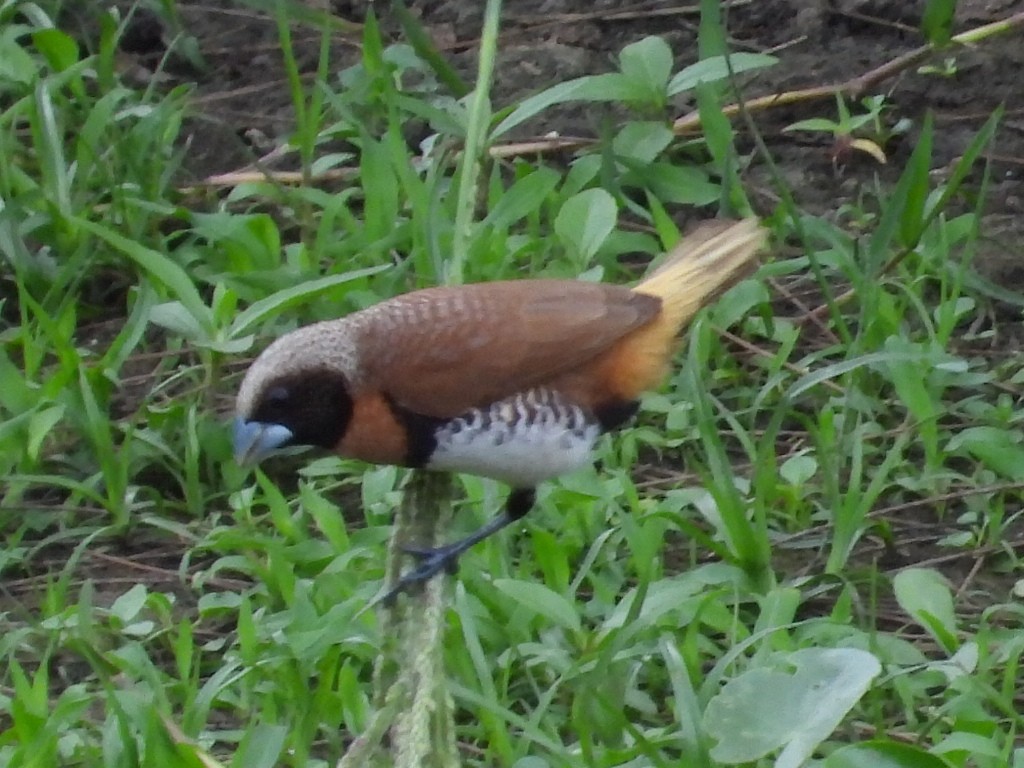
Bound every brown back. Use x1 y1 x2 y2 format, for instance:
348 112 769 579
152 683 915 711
355 280 660 418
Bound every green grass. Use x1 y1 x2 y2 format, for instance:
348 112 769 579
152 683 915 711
2 0 1024 767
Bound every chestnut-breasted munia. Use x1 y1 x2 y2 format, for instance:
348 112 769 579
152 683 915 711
234 218 766 596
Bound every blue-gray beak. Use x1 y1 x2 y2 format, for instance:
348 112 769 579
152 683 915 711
233 417 294 466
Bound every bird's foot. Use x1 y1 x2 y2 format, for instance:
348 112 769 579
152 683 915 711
374 542 465 606
371 501 529 607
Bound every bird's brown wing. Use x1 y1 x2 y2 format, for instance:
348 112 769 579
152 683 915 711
356 280 660 418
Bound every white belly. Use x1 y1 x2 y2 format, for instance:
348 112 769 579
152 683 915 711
426 390 601 487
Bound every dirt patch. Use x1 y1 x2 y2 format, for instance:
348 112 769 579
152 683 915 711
83 3 1024 217
177 4 1019 205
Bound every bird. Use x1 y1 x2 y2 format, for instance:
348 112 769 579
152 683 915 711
233 218 766 599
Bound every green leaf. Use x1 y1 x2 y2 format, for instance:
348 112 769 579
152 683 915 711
645 191 679 250
892 568 958 652
946 426 1024 481
73 216 214 336
709 277 768 328
229 266 389 339
780 453 817 486
0 26 39 84
784 118 842 133
787 349 957 399
27 404 65 462
110 584 148 623
485 167 561 231
33 80 71 215
882 337 939 463
899 112 933 247
554 188 617 264
612 121 673 163
921 0 956 46
151 301 208 342
494 579 581 632
32 28 79 72
231 723 288 768
360 137 400 243
825 741 954 768
619 35 673 95
697 82 744 211
925 106 1002 218
493 74 634 138
667 52 777 96
392 0 469 96
635 162 719 206
933 731 1004 758
704 648 881 766
698 0 727 58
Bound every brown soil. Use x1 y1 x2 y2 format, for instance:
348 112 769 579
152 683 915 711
73 1 1024 221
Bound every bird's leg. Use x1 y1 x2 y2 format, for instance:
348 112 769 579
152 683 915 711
377 488 536 604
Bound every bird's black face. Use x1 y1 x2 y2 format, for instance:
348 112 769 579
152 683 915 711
235 368 353 464
252 368 353 448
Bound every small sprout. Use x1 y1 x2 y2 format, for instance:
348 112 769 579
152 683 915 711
784 94 909 171
919 56 960 77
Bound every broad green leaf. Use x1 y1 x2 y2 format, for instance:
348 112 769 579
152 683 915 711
780 453 817 486
892 568 958 651
110 584 148 623
645 191 678 249
554 188 617 264
613 121 673 163
360 138 399 243
151 301 208 341
709 277 768 328
946 425 1024 481
667 52 777 96
933 731 1004 758
231 723 288 768
493 74 634 138
204 335 256 354
33 80 71 215
485 167 561 231
494 579 581 632
32 28 79 72
867 113 932 259
510 758 551 768
704 647 881 766
636 162 719 206
0 26 38 84
27 404 65 461
619 35 673 93
603 576 707 631
825 741 954 768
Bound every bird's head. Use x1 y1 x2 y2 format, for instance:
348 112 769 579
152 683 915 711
233 322 357 466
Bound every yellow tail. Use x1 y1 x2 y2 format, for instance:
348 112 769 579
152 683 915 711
603 218 766 399
634 217 766 328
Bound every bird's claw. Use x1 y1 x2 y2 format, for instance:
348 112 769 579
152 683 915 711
373 543 463 606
